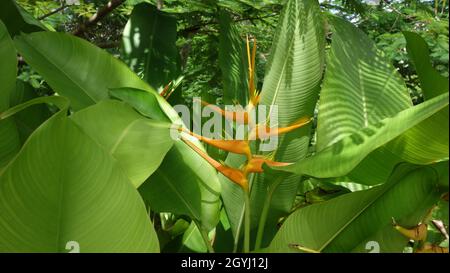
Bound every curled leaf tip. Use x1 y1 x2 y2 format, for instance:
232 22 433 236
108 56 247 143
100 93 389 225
393 222 428 241
245 156 293 173
416 243 449 253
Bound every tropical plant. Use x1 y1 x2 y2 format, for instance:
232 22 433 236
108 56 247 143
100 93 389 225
0 0 448 253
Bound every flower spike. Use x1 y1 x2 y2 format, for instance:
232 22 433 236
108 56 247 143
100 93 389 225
180 127 252 160
245 155 292 174
249 116 313 140
182 138 248 190
246 35 260 107
196 98 250 124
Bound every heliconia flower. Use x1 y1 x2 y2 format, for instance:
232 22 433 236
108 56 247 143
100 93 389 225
182 138 248 191
249 116 312 140
180 127 252 160
196 98 250 124
217 164 249 191
245 155 292 174
246 36 260 107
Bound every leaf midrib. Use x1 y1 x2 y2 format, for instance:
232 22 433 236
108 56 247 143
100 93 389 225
265 15 298 120
155 169 201 220
317 173 413 252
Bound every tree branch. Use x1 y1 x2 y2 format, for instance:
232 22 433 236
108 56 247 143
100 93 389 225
179 13 278 37
96 41 121 49
38 4 68 20
73 0 125 37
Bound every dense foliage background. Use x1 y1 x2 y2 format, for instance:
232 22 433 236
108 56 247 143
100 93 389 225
16 0 449 105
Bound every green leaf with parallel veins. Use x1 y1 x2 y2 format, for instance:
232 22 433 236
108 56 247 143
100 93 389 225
296 26 450 185
0 0 47 37
9 80 52 143
14 28 221 232
14 32 151 111
0 20 20 171
122 3 180 91
139 143 202 220
0 118 161 252
0 97 159 252
71 100 174 188
220 0 326 249
218 9 249 105
268 164 446 253
109 89 222 231
140 140 222 231
0 20 16 111
403 31 449 100
109 87 170 121
275 92 448 180
316 16 412 151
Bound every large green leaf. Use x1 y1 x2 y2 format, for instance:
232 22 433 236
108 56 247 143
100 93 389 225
71 100 174 188
0 0 47 37
0 97 159 252
9 80 52 143
0 20 20 170
14 27 221 232
0 119 20 170
218 9 249 106
268 164 447 253
0 20 16 111
285 27 450 185
315 30 450 185
219 0 325 249
276 92 449 179
122 3 180 91
139 139 222 231
316 16 412 151
387 31 449 165
139 142 203 221
14 30 183 122
403 31 449 100
254 0 325 228
162 221 209 253
110 87 170 122
217 153 247 241
109 89 222 231
14 32 151 111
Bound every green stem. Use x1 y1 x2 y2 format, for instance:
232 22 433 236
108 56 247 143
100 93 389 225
254 191 272 250
194 220 215 253
243 189 251 253
254 177 283 250
232 209 244 253
233 173 255 253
